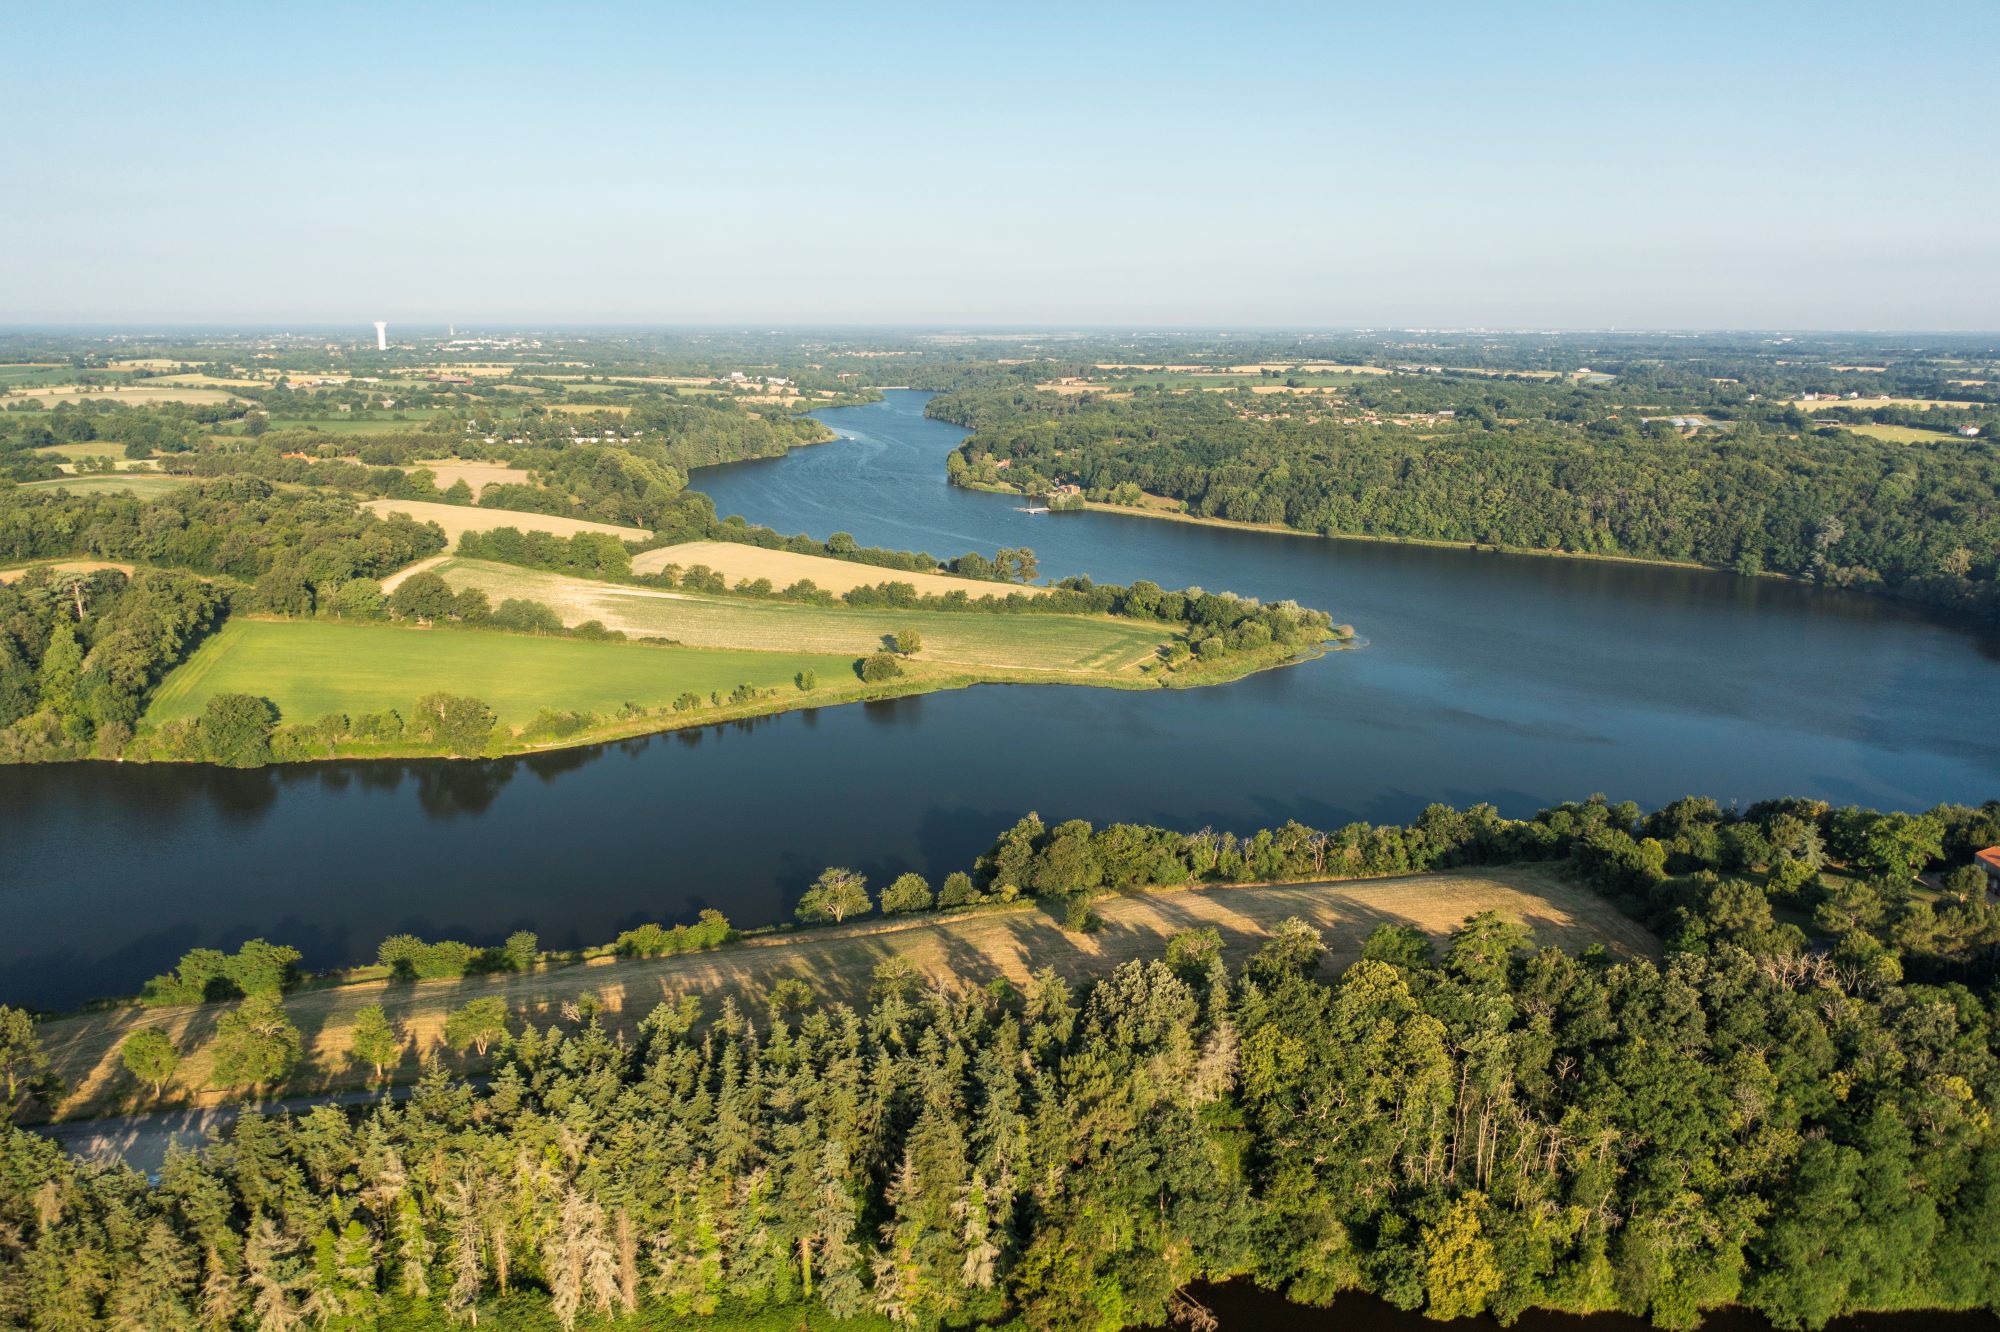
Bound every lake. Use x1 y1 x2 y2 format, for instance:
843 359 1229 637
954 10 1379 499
2 391 1995 1009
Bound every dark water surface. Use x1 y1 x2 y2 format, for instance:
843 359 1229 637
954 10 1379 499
2 392 1996 1009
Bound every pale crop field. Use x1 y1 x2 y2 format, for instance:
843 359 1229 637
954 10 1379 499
406 459 535 494
149 373 268 388
545 401 633 415
1845 423 1961 444
0 560 137 586
146 618 855 729
32 441 133 462
5 384 244 407
437 559 1169 673
360 498 649 546
36 866 1656 1117
1796 396 1983 411
22 474 191 498
632 539 1048 599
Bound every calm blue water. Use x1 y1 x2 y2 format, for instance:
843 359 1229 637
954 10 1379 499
1 391 1994 1008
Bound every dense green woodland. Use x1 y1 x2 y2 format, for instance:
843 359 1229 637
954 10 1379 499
932 378 2000 622
5 795 2000 1330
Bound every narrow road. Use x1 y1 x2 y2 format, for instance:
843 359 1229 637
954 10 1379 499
32 1087 412 1176
379 552 449 594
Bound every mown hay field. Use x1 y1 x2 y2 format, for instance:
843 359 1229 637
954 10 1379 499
22 474 191 498
360 498 648 546
146 619 855 728
405 459 536 493
632 539 1048 599
37 866 1657 1118
436 559 1170 673
4 384 244 407
1844 423 1965 444
31 441 132 462
1796 396 1983 411
0 560 138 586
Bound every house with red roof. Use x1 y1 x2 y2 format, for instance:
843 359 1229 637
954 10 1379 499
1977 847 2000 881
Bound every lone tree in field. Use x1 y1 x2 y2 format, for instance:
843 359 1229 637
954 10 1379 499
893 626 923 656
348 1004 402 1081
120 1030 181 1098
444 996 511 1057
880 872 933 915
797 868 872 925
206 994 302 1092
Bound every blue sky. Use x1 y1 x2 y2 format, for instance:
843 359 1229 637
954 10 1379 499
4 1 1995 328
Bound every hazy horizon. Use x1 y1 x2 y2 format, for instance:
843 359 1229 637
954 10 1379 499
7 0 1996 329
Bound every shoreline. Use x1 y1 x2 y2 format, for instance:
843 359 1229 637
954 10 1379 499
29 861 1626 1123
957 477 1749 575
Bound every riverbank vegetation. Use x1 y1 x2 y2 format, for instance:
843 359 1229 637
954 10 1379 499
929 347 2000 623
7 793 2000 1328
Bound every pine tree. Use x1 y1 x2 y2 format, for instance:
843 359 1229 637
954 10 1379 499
243 1217 309 1332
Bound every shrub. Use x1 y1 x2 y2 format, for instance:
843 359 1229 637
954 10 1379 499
200 693 278 768
120 1030 180 1095
503 930 539 971
938 871 981 908
352 709 404 740
140 940 302 1007
379 934 479 981
489 598 564 634
858 651 903 683
522 708 594 741
205 994 301 1090
880 872 934 914
413 693 496 757
615 909 733 958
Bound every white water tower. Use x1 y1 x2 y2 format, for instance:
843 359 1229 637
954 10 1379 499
373 321 388 351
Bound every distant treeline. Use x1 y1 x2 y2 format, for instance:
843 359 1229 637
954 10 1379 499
932 383 2000 622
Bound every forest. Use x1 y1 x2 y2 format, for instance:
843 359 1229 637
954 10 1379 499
931 376 2000 623
5 794 2000 1331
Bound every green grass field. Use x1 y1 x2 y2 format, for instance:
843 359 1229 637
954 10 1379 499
263 410 456 435
1844 422 1962 444
0 364 78 389
23 474 190 498
147 620 858 728
435 559 1173 672
32 441 132 462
